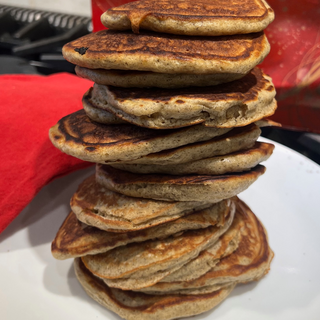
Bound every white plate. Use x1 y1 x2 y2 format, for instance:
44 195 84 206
1 138 320 320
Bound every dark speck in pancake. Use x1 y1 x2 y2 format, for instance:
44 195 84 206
74 47 89 55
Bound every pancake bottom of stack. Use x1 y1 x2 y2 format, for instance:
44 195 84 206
73 198 273 320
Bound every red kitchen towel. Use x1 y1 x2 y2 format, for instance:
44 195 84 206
0 73 94 233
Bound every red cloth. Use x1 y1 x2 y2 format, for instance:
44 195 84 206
0 73 94 233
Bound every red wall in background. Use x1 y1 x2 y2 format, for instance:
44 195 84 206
260 0 320 133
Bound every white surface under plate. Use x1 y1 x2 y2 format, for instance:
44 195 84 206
1 138 320 320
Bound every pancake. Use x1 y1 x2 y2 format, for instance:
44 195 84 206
83 97 126 125
101 0 274 36
49 110 230 163
83 68 277 129
83 90 276 130
82 100 126 124
255 118 282 128
76 66 246 88
160 222 241 284
81 207 235 290
80 100 276 130
110 142 274 175
52 199 231 260
139 198 274 295
62 30 270 75
75 258 236 320
84 90 276 130
70 175 215 232
95 164 266 202
105 124 261 165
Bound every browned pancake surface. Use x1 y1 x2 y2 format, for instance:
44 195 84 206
95 164 266 202
52 198 231 259
107 0 270 20
102 0 274 36
49 110 230 163
139 198 274 294
111 142 274 175
106 68 269 102
97 164 266 186
62 30 268 74
205 199 273 279
70 175 217 232
51 110 161 146
113 124 260 165
74 258 235 320
52 212 107 258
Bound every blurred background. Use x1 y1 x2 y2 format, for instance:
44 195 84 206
0 0 319 163
0 0 91 16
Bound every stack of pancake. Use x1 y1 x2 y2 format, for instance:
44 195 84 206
49 1 276 319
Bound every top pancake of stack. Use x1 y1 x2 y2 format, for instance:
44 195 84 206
101 0 274 36
63 0 274 91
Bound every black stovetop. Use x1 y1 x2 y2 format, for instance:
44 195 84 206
0 4 91 75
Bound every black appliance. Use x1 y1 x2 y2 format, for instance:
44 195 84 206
0 4 91 74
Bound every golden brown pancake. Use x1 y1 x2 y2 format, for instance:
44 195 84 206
48 110 230 163
76 66 246 89
101 0 274 36
74 257 236 320
62 30 270 75
84 67 276 129
139 198 274 295
95 164 266 202
255 118 282 128
110 142 274 175
77 100 277 131
105 124 261 165
160 218 241 284
82 99 126 125
82 96 127 125
81 208 235 290
52 199 230 260
70 175 214 232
